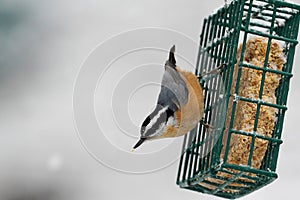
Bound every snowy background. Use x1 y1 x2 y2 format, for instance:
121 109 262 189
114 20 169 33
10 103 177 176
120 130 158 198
1 0 300 200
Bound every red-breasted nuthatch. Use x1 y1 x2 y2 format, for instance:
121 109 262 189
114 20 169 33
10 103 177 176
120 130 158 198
133 45 204 150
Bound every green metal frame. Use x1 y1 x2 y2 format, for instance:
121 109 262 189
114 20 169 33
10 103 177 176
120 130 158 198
176 0 300 199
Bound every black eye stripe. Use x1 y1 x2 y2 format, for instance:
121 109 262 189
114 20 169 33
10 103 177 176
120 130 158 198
141 106 161 129
144 111 168 137
141 116 151 128
140 105 175 138
166 107 174 119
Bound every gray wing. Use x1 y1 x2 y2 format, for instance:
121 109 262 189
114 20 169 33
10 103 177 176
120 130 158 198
157 66 189 112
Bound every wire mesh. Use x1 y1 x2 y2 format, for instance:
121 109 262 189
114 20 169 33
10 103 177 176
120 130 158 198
177 0 300 199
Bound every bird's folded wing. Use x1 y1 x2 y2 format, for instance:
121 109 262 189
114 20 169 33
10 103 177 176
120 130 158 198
157 66 188 112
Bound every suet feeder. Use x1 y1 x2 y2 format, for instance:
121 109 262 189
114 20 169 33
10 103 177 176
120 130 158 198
176 0 300 199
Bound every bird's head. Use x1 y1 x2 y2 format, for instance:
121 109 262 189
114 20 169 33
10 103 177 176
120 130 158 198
133 105 175 150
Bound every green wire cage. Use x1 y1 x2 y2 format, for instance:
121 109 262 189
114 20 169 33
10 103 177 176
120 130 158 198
176 0 300 199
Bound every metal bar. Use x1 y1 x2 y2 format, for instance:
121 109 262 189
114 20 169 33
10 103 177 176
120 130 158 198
222 163 278 178
241 27 299 43
230 129 283 143
238 95 287 110
212 172 244 194
224 0 252 164
247 3 277 167
213 174 256 187
176 133 188 184
249 21 272 29
272 0 300 10
241 62 293 77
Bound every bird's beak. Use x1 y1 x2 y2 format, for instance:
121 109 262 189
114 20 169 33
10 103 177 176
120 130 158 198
132 138 146 150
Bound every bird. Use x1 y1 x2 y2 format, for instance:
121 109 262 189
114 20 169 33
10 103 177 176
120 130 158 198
132 45 205 150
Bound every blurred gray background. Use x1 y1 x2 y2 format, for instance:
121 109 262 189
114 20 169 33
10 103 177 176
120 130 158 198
1 0 300 200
